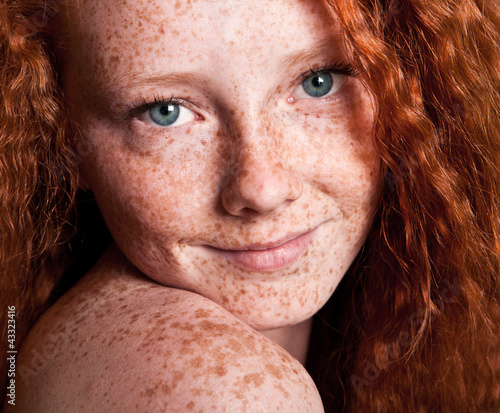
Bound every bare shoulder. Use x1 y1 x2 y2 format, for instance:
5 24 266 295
13 246 324 412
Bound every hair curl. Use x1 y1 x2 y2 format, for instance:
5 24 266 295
1 0 499 411
0 0 78 400
308 0 500 411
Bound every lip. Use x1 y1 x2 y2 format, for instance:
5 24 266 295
207 227 318 272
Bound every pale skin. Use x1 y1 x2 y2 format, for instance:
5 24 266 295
12 0 381 411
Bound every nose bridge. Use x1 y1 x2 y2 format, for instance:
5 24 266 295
223 108 284 182
220 110 303 217
235 121 278 172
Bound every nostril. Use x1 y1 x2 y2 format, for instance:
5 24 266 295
236 207 262 220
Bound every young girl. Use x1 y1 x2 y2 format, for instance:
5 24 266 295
1 0 499 411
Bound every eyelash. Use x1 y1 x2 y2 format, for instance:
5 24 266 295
300 60 357 81
127 94 189 119
127 60 357 119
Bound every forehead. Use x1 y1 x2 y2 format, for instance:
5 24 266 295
63 0 341 85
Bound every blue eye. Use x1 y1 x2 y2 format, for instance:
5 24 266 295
291 70 348 101
135 99 196 128
301 72 333 98
149 104 180 126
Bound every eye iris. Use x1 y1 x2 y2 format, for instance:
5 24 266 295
302 72 333 98
149 104 180 126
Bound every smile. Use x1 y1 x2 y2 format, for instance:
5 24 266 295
208 227 318 272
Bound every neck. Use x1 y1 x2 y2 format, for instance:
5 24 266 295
258 318 313 365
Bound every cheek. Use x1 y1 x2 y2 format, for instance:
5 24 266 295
79 123 225 244
290 84 380 210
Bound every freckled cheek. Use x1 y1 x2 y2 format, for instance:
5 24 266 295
297 99 380 193
292 115 378 179
80 130 224 233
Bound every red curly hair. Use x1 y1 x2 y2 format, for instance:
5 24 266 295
0 0 78 405
1 0 499 411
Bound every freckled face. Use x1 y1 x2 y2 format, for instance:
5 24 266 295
63 0 381 330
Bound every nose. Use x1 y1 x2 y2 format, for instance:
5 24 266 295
221 134 303 218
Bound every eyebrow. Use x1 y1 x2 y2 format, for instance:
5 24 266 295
111 37 345 88
277 37 345 73
83 71 211 115
119 71 210 88
86 35 346 109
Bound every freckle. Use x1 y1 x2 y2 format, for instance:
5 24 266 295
211 365 227 377
141 386 156 398
160 384 172 395
266 363 284 379
194 308 211 318
243 373 264 387
192 356 207 372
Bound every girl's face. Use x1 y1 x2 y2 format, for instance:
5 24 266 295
64 0 381 330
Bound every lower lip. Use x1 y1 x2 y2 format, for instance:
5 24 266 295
211 228 317 272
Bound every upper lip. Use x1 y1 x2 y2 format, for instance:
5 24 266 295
207 227 316 251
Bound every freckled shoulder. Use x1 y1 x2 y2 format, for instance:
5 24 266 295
14 247 324 413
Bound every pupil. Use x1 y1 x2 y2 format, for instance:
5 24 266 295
160 105 173 115
312 76 324 87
